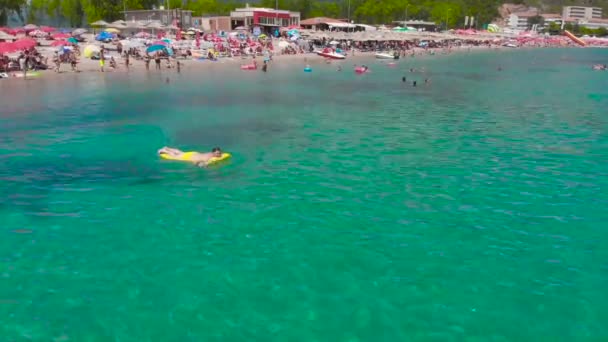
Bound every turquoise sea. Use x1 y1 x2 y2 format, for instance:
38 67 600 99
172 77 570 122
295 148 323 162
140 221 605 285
1 48 607 341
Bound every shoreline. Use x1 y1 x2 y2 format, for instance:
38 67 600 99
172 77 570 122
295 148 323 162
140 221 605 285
0 44 595 81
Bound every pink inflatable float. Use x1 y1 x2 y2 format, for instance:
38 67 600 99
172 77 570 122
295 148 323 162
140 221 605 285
241 64 257 70
354 66 369 74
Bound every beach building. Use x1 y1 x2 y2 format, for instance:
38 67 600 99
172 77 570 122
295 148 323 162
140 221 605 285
393 20 437 31
577 18 608 29
229 7 300 31
192 16 231 32
300 17 355 31
123 8 193 28
507 10 539 30
541 13 563 26
562 6 602 21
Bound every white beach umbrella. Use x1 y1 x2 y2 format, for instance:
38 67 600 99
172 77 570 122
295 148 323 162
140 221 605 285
91 20 109 27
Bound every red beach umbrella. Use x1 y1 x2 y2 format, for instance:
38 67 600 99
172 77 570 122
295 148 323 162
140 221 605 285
51 33 70 39
51 40 68 47
40 26 55 33
0 42 17 53
13 38 36 49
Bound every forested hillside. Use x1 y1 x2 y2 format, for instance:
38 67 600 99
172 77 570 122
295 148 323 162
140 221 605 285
1 0 607 27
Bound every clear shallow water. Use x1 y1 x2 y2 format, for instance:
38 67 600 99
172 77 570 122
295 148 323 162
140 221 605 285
1 49 608 340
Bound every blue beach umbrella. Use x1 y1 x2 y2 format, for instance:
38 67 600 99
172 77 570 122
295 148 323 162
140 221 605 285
146 45 173 55
146 44 166 53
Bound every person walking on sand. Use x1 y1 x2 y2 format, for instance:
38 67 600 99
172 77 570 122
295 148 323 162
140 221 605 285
99 46 105 72
176 60 181 73
18 53 27 78
125 53 130 71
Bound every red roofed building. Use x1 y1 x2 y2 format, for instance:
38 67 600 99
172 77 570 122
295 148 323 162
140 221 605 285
230 6 300 31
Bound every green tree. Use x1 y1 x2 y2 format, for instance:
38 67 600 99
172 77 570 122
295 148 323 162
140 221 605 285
0 0 27 25
527 14 543 29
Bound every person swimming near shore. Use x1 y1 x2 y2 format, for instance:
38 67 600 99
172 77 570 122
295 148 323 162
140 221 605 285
158 147 223 167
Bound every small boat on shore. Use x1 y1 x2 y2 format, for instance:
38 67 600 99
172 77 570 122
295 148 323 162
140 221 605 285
375 52 399 60
317 48 346 60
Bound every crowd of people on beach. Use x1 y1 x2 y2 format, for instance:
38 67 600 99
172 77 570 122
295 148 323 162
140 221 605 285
2 23 606 79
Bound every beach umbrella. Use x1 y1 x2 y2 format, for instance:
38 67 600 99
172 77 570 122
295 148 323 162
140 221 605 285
51 33 70 39
40 26 55 33
0 42 17 53
67 37 78 44
134 31 151 38
151 40 168 46
83 45 100 58
105 28 120 33
91 20 109 27
72 28 87 35
120 39 145 48
0 31 16 40
28 30 47 37
23 24 38 31
146 44 167 53
51 40 68 47
13 38 36 49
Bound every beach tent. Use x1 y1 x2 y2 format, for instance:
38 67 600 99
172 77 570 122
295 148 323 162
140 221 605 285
83 45 100 58
487 24 500 33
95 31 114 41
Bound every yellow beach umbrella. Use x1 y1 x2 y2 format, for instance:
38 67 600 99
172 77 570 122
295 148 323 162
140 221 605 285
83 45 100 58
105 28 120 33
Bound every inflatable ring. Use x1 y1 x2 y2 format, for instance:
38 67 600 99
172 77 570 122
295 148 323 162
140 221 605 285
304 67 312 72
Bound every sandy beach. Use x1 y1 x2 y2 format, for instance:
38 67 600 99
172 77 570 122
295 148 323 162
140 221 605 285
1 40 512 80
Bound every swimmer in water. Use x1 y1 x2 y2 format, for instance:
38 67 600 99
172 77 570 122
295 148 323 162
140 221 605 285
402 76 406 82
158 147 223 167
337 66 342 71
165 77 170 83
413 81 417 87
262 61 267 72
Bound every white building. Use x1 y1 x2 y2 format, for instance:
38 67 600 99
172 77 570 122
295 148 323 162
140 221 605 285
578 18 608 29
562 6 602 21
508 11 538 30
